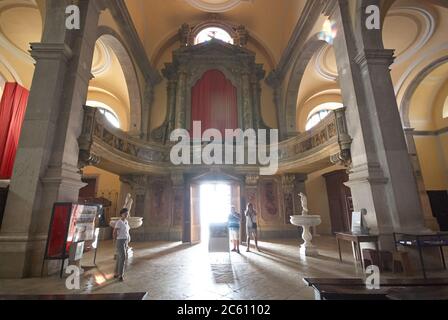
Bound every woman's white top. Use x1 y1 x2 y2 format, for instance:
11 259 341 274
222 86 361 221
115 219 130 240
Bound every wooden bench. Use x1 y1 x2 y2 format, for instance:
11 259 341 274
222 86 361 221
303 278 448 300
0 292 149 300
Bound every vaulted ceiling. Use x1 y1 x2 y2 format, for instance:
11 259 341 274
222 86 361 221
124 0 306 66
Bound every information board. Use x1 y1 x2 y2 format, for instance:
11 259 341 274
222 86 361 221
208 223 230 253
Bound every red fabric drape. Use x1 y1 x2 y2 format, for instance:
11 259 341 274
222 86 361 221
0 83 29 179
191 70 238 137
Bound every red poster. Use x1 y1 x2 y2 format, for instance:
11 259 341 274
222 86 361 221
46 203 73 259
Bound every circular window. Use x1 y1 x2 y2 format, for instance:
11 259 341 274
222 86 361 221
195 27 234 45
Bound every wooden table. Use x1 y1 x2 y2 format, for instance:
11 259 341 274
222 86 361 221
303 278 448 300
393 232 448 279
0 292 149 300
336 232 380 271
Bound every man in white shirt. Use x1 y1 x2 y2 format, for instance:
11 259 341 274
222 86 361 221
113 208 130 281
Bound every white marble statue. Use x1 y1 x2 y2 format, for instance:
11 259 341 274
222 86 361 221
299 192 309 215
123 193 133 215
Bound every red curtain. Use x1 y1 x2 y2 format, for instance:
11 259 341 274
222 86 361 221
191 69 238 137
0 83 29 179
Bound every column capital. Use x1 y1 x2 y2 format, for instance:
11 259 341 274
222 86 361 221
281 174 295 193
120 174 148 190
245 174 259 186
30 43 73 62
170 173 184 188
355 49 396 69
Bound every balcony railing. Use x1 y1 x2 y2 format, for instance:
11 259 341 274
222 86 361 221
78 106 352 172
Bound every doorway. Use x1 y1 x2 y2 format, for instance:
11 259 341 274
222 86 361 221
186 177 242 245
200 183 232 243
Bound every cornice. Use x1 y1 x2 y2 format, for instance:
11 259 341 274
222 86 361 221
267 0 327 86
107 0 162 86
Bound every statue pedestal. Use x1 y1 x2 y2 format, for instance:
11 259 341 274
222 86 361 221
300 224 320 257
290 215 322 257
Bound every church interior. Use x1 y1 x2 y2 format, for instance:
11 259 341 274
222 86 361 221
0 0 448 300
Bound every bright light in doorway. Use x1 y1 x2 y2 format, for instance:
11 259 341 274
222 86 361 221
200 183 231 225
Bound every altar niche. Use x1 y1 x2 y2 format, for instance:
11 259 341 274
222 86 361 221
184 173 243 245
152 38 267 143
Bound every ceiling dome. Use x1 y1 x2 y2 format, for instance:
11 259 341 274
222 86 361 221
185 0 244 12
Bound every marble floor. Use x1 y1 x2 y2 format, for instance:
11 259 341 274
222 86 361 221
0 236 447 300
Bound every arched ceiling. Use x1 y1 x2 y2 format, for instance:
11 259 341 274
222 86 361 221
125 0 306 67
295 0 448 129
409 62 448 130
0 1 42 87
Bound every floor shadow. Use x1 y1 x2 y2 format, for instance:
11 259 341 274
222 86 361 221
134 243 190 261
210 264 236 284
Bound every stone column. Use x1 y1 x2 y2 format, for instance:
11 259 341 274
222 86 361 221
251 75 262 130
142 84 154 141
0 0 105 278
241 71 254 130
282 174 296 224
243 174 259 241
174 67 187 129
329 1 428 249
170 173 184 241
266 71 286 139
404 128 439 231
166 79 178 136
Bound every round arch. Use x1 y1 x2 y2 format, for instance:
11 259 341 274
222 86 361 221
284 34 327 135
96 26 143 135
399 56 448 127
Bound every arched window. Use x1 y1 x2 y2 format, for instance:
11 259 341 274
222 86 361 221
195 27 234 45
0 74 5 99
305 102 343 131
86 100 120 129
443 96 448 119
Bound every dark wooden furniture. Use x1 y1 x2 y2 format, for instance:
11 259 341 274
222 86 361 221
0 185 8 228
303 278 448 300
336 232 380 271
427 191 448 231
393 232 448 279
387 286 448 300
323 170 352 234
0 292 149 300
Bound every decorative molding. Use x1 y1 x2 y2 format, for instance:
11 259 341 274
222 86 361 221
399 55 448 127
411 127 448 137
185 0 249 13
387 6 436 66
0 0 39 66
0 52 23 85
269 0 327 83
108 0 161 85
395 43 448 95
355 49 396 69
91 39 112 76
314 44 338 81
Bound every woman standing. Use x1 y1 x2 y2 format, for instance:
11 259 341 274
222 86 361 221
245 203 260 252
113 208 130 281
228 206 241 253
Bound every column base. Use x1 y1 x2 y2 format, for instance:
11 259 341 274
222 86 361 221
300 244 319 257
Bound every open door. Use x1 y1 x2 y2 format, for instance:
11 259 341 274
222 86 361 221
190 184 201 244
